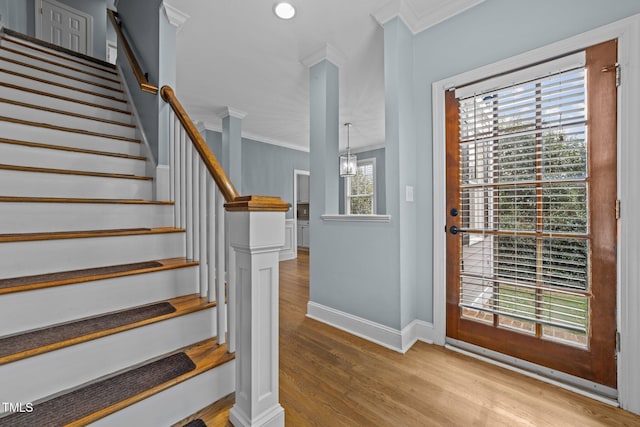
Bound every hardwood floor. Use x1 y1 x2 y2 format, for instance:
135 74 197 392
278 252 640 426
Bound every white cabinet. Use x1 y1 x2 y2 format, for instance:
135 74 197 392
297 220 310 248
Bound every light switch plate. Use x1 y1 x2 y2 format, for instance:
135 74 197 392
406 185 414 202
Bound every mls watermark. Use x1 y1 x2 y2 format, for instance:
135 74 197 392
2 402 34 413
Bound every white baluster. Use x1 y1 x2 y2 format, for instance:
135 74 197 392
180 128 187 230
207 176 216 303
185 138 193 260
216 189 226 344
173 118 181 227
193 153 200 267
199 160 208 297
168 111 175 221
228 243 236 353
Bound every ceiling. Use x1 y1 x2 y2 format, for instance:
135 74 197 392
167 0 483 151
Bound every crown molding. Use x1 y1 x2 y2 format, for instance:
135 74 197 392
372 0 485 34
202 122 310 153
217 106 247 120
301 43 347 68
161 2 190 31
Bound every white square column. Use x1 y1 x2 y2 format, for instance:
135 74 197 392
228 205 286 427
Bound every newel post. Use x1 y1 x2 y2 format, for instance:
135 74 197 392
227 196 288 427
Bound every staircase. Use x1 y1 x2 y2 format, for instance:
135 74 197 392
0 29 236 425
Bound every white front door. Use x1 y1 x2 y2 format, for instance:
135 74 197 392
37 0 92 55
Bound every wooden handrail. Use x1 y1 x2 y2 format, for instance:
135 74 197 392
160 86 289 212
161 86 239 203
107 9 158 94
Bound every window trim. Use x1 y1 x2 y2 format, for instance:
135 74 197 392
345 158 376 215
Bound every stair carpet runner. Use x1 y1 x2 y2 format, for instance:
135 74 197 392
0 28 234 425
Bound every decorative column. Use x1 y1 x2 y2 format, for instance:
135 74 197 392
303 44 343 216
227 196 288 427
219 107 246 193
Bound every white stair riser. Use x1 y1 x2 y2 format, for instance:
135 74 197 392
0 143 146 177
0 266 198 336
0 84 132 123
0 101 136 139
0 308 217 409
0 231 185 279
0 48 121 90
0 120 140 156
0 202 171 233
92 360 235 427
0 169 152 199
0 70 128 110
0 59 125 99
1 36 117 75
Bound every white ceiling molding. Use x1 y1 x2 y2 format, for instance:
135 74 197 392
161 2 190 32
372 0 485 34
301 43 347 68
202 122 310 153
217 107 247 120
371 0 420 32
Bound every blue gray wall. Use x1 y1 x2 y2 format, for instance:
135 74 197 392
116 0 176 165
0 0 29 34
339 147 386 215
205 130 309 219
310 0 640 331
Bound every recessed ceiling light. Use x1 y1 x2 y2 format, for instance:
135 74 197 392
274 2 296 20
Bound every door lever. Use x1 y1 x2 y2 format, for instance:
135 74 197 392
449 225 467 235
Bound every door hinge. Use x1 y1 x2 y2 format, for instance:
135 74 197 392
602 63 620 87
616 330 621 352
616 199 621 219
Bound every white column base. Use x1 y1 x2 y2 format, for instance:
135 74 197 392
229 403 284 427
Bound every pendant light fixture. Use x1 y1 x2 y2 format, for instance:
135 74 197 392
339 123 357 177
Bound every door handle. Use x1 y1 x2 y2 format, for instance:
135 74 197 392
449 225 467 235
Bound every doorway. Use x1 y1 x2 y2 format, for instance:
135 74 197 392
445 40 618 388
294 170 310 253
35 0 93 56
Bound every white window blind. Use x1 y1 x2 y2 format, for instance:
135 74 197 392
456 53 590 344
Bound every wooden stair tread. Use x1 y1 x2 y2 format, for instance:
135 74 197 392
0 81 131 115
1 36 119 76
0 116 140 142
0 227 183 243
0 69 128 104
0 339 233 426
173 393 235 427
0 54 123 93
0 196 171 204
0 294 216 365
0 97 136 128
0 163 151 180
0 257 196 295
2 28 116 70
0 45 121 84
0 137 146 161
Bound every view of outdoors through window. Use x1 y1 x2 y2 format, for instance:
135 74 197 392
347 161 375 215
457 66 590 347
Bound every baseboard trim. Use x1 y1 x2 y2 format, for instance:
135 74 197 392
306 301 434 353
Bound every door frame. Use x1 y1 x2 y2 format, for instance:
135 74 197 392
432 14 640 411
293 169 310 253
34 0 93 56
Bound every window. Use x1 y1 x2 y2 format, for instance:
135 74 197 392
345 159 376 214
